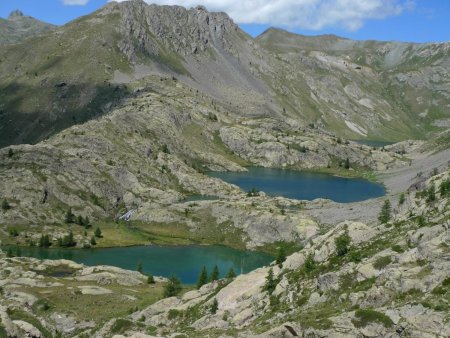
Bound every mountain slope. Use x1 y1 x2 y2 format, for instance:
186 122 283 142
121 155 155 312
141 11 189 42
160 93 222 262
1 1 450 148
256 28 450 140
0 0 272 147
0 10 54 46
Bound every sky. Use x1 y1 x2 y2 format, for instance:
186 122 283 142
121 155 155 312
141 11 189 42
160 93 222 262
0 0 449 43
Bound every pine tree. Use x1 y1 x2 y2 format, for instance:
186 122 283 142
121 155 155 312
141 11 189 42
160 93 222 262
137 262 143 274
94 227 102 238
64 208 74 224
211 298 218 314
163 275 181 297
276 247 287 267
263 268 276 294
84 216 91 229
210 265 219 282
226 267 236 279
344 158 350 169
60 231 76 247
90 236 97 246
7 148 13 158
197 266 208 289
76 215 83 226
378 199 392 224
39 234 51 248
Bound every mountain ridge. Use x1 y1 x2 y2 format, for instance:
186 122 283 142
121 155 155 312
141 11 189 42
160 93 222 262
0 10 55 46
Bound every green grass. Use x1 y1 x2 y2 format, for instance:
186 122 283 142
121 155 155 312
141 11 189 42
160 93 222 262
372 256 392 270
7 309 53 337
110 319 134 335
352 308 393 328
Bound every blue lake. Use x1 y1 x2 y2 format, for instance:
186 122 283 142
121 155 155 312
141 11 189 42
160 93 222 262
207 167 385 203
356 140 395 148
4 245 273 284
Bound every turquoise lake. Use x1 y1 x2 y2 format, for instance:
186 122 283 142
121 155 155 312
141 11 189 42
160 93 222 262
4 245 273 284
207 167 385 203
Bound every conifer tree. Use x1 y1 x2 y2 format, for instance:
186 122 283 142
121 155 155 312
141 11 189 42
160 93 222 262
378 199 392 224
210 265 219 282
226 267 236 279
197 266 208 289
263 268 276 294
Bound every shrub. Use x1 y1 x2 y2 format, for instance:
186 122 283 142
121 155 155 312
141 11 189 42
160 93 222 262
168 309 181 320
417 215 427 227
161 144 170 154
304 254 316 272
373 256 392 270
8 228 19 237
110 319 133 334
164 275 182 298
440 179 450 196
352 308 393 328
391 244 404 253
426 183 436 203
335 231 351 256
1 199 11 211
147 274 155 284
348 250 362 263
247 187 259 197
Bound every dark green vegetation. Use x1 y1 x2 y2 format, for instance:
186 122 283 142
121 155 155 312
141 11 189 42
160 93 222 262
378 199 392 224
352 308 393 328
164 275 182 297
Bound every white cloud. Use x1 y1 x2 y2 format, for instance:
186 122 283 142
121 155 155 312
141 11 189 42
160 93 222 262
110 0 413 31
63 0 90 5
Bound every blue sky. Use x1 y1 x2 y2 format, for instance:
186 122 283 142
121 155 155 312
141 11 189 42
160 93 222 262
0 0 449 43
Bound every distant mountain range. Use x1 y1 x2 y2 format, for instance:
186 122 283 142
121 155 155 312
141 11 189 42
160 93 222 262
0 10 55 46
0 1 449 147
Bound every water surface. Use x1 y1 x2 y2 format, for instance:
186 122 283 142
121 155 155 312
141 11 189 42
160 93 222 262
356 140 395 148
4 245 272 284
208 167 385 203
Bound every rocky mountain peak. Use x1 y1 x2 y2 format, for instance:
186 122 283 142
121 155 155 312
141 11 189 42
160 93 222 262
8 10 24 19
111 0 242 62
